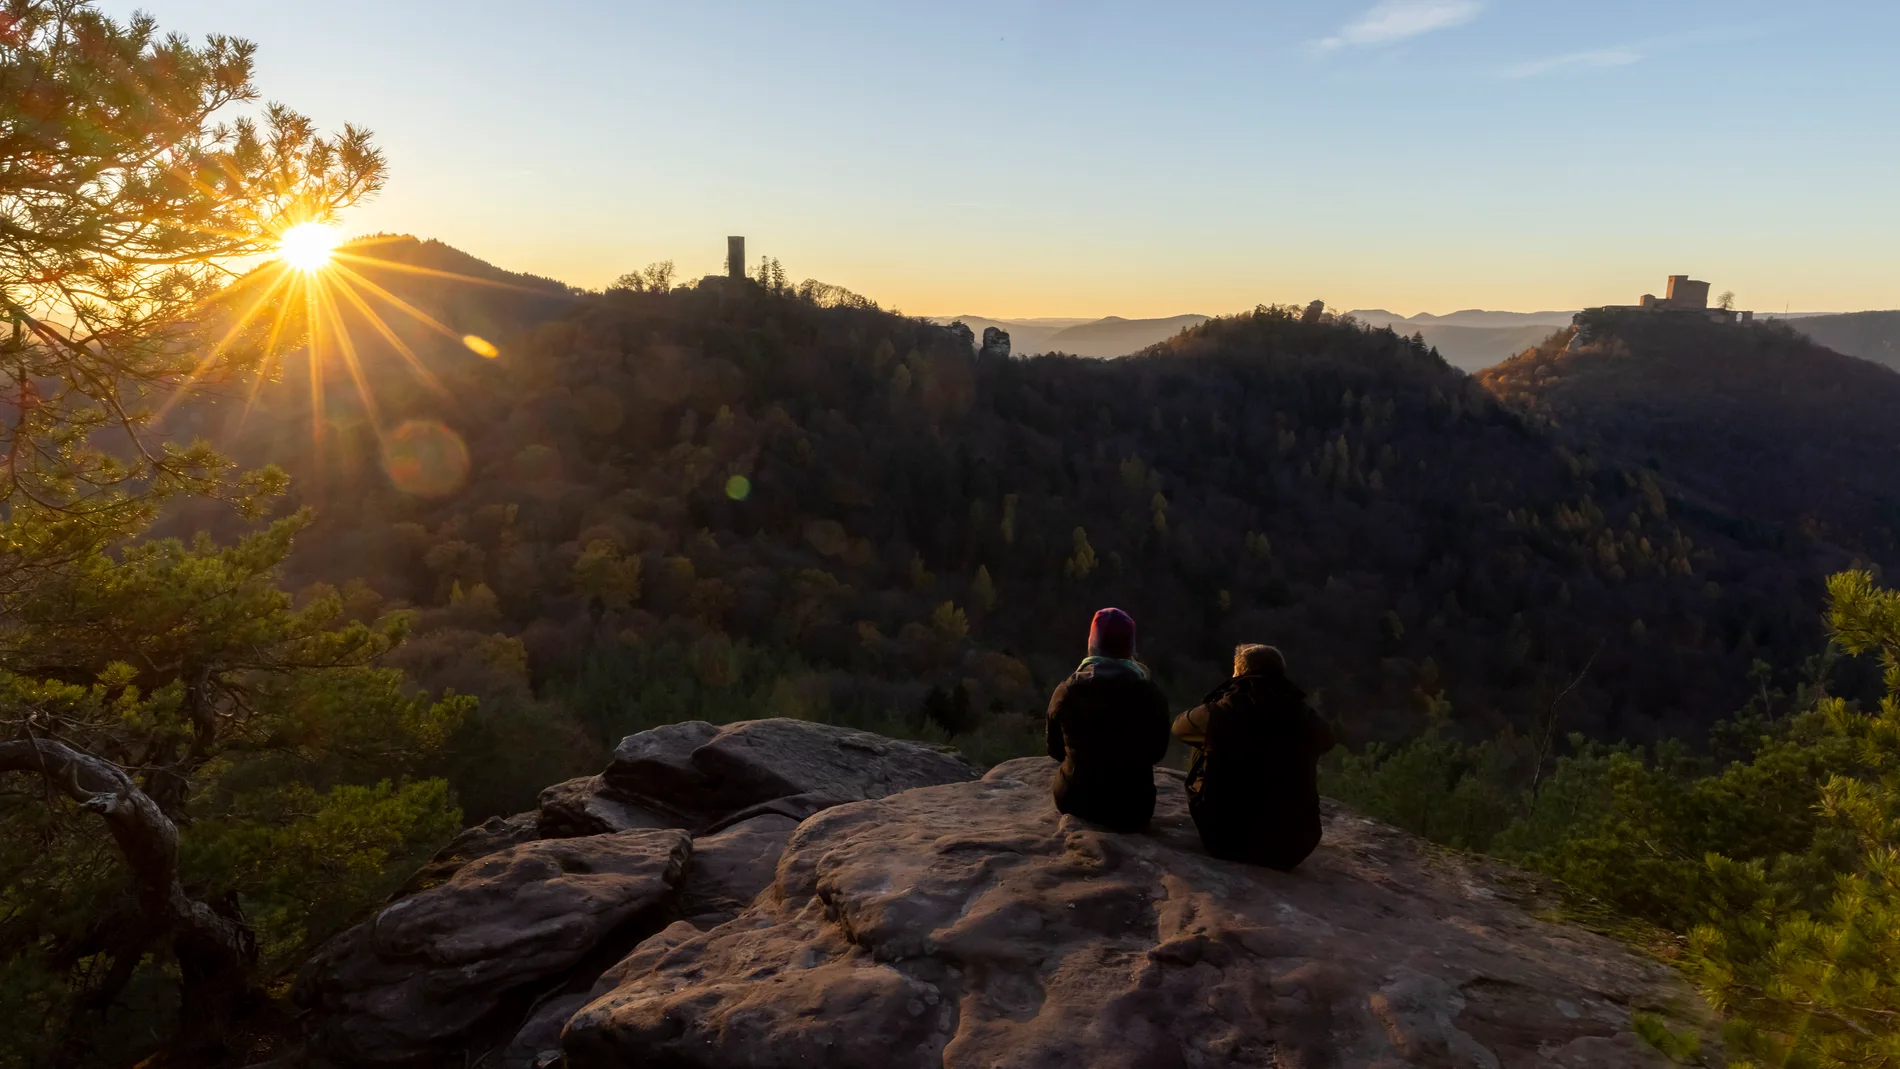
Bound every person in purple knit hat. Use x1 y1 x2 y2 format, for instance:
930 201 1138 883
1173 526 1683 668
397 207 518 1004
1043 608 1173 832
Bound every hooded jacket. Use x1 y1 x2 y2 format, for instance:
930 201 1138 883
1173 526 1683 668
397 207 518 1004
1045 658 1172 832
1172 670 1336 869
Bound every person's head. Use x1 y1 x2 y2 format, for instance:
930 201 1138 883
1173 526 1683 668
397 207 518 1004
1232 643 1285 678
1087 608 1137 660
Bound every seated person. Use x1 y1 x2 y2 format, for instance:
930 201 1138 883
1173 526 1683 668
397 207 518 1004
1045 608 1172 832
1172 644 1336 870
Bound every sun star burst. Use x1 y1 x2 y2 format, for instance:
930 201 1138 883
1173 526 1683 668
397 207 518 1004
277 222 341 272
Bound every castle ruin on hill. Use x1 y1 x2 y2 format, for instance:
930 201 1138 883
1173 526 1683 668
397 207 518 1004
1591 274 1754 324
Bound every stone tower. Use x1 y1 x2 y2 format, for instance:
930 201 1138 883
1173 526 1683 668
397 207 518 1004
727 236 745 280
1665 275 1710 310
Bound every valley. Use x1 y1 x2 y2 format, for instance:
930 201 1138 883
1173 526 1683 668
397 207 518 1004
160 237 1900 828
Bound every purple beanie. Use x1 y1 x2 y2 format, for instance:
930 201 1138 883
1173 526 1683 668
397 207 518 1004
1087 607 1137 660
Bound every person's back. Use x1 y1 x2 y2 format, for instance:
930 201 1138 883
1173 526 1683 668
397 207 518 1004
1173 644 1336 869
1046 608 1172 832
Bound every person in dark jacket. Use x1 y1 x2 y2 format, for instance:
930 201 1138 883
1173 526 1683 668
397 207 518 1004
1045 608 1173 832
1172 644 1337 870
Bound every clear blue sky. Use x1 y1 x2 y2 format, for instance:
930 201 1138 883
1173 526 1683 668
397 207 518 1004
117 1 1900 317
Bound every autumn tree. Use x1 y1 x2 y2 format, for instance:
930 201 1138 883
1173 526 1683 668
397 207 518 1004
572 539 643 617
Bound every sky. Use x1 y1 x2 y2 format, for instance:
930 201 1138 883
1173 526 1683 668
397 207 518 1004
112 1 1900 318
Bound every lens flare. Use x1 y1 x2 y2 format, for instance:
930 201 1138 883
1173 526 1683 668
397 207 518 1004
725 475 752 501
277 222 341 272
201 224 577 480
381 420 470 497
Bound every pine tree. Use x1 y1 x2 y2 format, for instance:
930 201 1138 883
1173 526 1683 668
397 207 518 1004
0 4 460 1059
0 516 467 1059
1 2 382 556
1687 570 1900 1067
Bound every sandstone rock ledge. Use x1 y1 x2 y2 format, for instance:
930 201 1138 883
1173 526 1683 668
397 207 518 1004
563 756 1712 1069
294 718 980 1066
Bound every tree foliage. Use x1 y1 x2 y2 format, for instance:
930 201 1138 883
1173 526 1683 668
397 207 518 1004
0 4 463 1065
1327 570 1900 1067
234 275 1862 772
1 0 383 554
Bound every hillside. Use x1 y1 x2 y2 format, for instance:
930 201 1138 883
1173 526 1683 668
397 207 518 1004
175 249 1881 828
1348 309 1579 371
1784 309 1900 371
1481 310 1900 570
1410 323 1558 372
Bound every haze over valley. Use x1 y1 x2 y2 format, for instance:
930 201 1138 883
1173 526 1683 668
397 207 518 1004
941 304 1900 372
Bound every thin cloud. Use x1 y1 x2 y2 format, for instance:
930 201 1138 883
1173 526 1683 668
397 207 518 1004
1498 20 1784 81
1503 47 1644 79
1312 1 1484 54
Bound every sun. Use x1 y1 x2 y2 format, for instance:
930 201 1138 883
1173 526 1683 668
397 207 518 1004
277 222 341 272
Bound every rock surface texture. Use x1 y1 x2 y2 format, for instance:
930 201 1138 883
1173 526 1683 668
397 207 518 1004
293 718 978 1066
672 813 802 925
536 773 684 837
295 829 690 1065
390 810 540 898
600 717 979 824
291 725 1712 1068
562 757 1712 1069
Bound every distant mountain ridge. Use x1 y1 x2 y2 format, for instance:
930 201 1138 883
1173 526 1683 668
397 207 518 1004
1040 314 1209 357
1341 309 1571 373
1780 310 1900 372
936 309 1579 369
927 316 1091 357
929 314 1209 358
1347 309 1579 331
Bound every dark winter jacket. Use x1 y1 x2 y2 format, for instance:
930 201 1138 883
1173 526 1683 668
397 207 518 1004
1045 658 1173 832
1172 670 1336 869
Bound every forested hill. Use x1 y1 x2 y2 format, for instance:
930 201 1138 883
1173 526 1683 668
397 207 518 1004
1482 310 1900 571
173 248 1875 820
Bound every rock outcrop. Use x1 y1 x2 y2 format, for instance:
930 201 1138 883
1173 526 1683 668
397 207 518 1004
295 829 690 1065
980 325 1011 359
295 718 978 1066
563 757 1713 1068
598 717 979 825
292 724 1714 1068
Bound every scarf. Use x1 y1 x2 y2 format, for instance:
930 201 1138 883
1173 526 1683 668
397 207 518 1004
1076 655 1149 680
